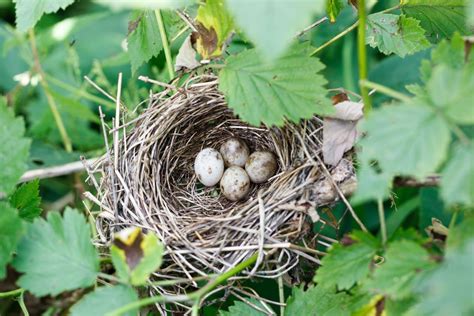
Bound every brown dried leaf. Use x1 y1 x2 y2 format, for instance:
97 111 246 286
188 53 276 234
175 35 201 71
323 101 363 166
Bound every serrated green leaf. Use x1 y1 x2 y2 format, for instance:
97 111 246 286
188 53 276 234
226 0 325 60
13 0 75 32
441 143 474 206
366 13 430 57
0 97 31 195
0 202 25 279
314 232 379 290
219 298 271 315
111 227 164 285
285 286 351 316
13 208 99 296
364 240 436 299
359 102 451 179
400 0 468 42
127 10 163 74
326 0 344 23
195 0 233 58
127 10 185 74
406 239 474 316
70 285 138 316
219 44 333 126
426 64 474 125
9 179 42 221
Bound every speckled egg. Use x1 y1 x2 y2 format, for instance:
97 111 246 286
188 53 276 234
194 148 224 186
245 151 277 184
219 137 250 167
220 166 251 201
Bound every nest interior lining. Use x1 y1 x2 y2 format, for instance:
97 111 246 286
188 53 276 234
85 74 356 300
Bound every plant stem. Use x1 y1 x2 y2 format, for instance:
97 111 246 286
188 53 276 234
0 288 24 298
360 79 411 103
18 290 29 316
28 29 73 153
309 5 399 57
45 74 116 109
377 199 387 246
310 21 359 56
107 253 259 316
449 210 459 229
357 0 373 113
155 9 175 80
278 274 285 316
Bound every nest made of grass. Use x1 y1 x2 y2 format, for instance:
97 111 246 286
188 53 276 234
84 73 357 308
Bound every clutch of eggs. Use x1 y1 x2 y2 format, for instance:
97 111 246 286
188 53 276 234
194 138 277 201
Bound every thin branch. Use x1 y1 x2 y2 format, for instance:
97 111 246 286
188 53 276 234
155 9 175 79
295 17 328 37
393 175 440 187
19 158 98 183
29 29 72 152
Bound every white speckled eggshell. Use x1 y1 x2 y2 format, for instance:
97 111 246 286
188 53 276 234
245 151 277 184
219 138 250 167
220 166 250 201
194 148 224 186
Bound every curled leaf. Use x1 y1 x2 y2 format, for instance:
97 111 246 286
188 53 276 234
175 35 201 71
323 101 364 166
111 227 164 285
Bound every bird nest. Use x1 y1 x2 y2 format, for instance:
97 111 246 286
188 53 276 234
83 73 357 311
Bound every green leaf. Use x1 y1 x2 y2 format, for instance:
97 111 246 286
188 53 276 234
364 240 436 299
326 0 345 23
219 298 271 315
420 33 466 82
314 231 379 290
0 202 25 279
406 239 474 316
359 102 451 178
219 43 333 126
226 0 325 60
111 228 164 285
13 0 75 32
351 163 393 205
441 143 474 206
366 14 430 57
469 0 474 27
93 0 191 10
400 0 468 42
426 64 474 125
0 97 31 195
127 10 162 74
9 179 42 221
447 214 474 252
70 285 138 316
13 208 99 296
195 0 233 58
285 286 351 316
